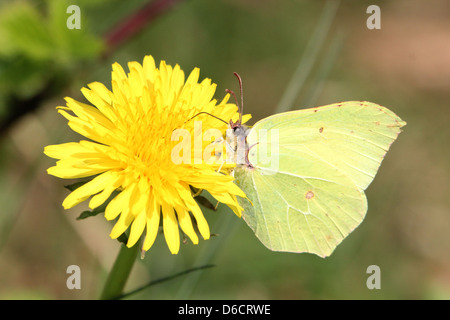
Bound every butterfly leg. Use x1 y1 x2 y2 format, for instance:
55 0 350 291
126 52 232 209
245 142 258 168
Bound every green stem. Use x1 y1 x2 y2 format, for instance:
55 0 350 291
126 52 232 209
100 242 140 300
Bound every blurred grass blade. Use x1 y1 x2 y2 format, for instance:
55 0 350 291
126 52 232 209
302 30 345 108
175 205 238 299
115 264 215 300
275 0 340 113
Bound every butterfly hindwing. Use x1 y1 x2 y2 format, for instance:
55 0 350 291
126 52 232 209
235 165 367 257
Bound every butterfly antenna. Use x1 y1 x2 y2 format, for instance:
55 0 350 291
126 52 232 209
226 72 244 125
225 88 239 106
185 111 228 125
234 72 244 125
225 88 239 125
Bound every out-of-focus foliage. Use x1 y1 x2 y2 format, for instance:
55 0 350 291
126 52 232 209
0 0 103 116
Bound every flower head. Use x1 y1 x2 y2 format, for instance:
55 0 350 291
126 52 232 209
44 55 248 254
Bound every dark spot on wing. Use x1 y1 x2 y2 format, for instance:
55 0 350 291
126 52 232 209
305 191 314 199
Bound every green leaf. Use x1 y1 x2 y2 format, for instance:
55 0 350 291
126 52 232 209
64 179 92 192
76 189 120 220
194 195 217 211
76 208 103 220
0 3 54 60
0 1 103 64
47 0 103 63
116 233 129 245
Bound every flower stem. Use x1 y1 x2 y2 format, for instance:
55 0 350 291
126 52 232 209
100 242 140 300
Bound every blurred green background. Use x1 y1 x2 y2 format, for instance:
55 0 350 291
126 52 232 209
0 0 449 299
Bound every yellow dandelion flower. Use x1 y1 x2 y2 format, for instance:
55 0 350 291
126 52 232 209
44 55 249 254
